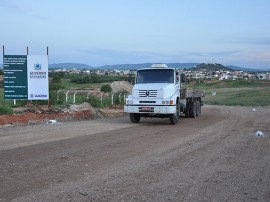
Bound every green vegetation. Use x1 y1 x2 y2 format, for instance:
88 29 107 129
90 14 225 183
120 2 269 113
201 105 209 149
66 73 129 84
0 105 13 115
49 74 65 90
1 72 270 115
201 88 270 106
189 79 270 106
193 79 270 88
101 84 112 93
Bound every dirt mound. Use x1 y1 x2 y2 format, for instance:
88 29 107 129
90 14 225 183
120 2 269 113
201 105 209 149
0 102 125 126
111 81 133 93
0 103 96 126
0 110 96 126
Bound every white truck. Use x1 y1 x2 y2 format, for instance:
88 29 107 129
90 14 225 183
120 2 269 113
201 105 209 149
124 64 203 124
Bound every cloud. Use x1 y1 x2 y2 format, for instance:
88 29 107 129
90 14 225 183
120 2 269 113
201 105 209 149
247 51 270 61
0 0 47 20
73 48 246 65
48 47 270 69
226 37 270 46
0 0 17 8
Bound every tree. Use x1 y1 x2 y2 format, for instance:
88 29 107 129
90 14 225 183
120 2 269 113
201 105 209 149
51 75 62 83
50 75 65 90
101 84 112 93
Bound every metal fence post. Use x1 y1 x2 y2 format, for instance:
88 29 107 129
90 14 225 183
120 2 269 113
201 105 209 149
73 92 77 104
100 93 103 105
111 93 114 105
87 92 91 100
57 89 60 101
119 93 122 103
66 90 69 103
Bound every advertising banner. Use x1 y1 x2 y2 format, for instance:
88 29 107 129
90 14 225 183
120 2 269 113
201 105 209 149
27 55 49 100
4 55 49 100
4 55 28 99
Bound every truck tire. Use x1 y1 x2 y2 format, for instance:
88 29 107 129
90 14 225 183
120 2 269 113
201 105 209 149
195 101 199 117
185 103 190 118
130 113 140 123
169 102 179 125
189 101 196 118
198 100 201 115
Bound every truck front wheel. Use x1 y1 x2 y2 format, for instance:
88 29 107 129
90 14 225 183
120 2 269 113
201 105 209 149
169 102 179 125
130 113 140 123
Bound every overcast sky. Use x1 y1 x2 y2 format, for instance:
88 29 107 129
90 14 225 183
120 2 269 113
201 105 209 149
1 0 270 69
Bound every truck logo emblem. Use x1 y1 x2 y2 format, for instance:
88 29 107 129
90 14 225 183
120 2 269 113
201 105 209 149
146 91 150 96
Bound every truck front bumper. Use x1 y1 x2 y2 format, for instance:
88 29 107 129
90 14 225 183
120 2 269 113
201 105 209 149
124 105 176 114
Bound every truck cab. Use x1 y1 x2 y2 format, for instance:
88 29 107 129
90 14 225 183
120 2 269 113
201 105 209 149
124 64 181 124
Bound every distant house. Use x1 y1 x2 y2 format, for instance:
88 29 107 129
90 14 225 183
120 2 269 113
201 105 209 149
257 73 270 80
219 74 231 80
82 70 91 74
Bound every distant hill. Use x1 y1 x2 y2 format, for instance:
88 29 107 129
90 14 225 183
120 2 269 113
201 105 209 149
49 63 92 69
47 63 200 70
97 63 199 70
1 62 269 72
190 63 233 71
225 65 266 72
191 64 269 72
48 63 268 72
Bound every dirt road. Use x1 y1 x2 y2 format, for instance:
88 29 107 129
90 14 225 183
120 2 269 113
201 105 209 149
0 105 269 201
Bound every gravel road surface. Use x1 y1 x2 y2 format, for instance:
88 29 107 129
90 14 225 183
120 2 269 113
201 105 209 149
0 105 269 201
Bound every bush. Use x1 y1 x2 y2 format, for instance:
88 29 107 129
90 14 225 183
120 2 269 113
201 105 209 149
101 84 112 93
86 96 102 108
49 83 65 90
0 105 14 115
51 75 62 83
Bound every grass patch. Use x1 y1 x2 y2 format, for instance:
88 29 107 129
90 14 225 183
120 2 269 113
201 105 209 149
61 79 106 90
188 79 270 106
194 79 270 89
1 79 270 109
202 87 270 106
0 105 14 114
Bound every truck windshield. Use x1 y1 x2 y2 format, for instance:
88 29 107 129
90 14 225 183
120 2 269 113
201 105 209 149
136 69 174 84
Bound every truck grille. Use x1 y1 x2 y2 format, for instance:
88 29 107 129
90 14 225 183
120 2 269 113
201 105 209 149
139 101 156 103
139 90 157 98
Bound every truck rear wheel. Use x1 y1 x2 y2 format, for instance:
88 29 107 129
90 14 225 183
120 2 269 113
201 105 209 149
189 101 196 118
195 101 199 117
198 101 202 115
197 100 201 115
130 113 140 123
185 107 190 118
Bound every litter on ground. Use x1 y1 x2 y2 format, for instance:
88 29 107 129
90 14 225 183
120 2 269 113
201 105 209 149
48 120 57 124
256 131 264 137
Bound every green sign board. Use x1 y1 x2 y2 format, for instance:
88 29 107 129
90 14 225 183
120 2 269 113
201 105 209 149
4 55 28 99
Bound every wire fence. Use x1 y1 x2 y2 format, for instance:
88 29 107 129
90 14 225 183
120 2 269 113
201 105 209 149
0 90 128 109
